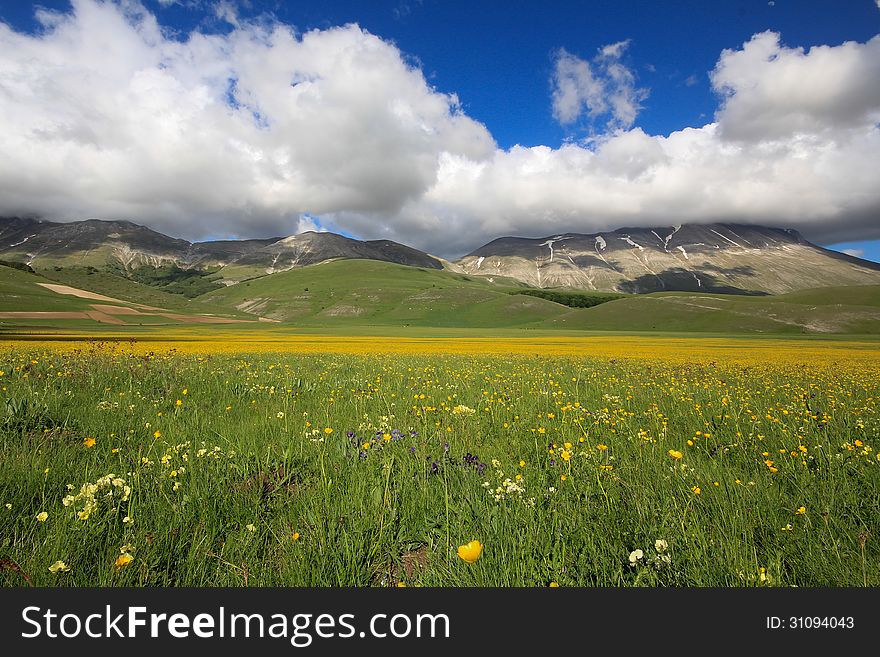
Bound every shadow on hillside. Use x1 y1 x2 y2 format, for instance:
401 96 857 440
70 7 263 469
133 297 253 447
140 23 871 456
618 268 769 295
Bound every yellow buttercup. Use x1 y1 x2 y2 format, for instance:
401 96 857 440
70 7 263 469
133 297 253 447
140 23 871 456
457 540 483 563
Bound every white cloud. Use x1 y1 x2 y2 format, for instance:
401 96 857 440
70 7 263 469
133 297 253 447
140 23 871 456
0 2 878 259
551 41 648 131
711 31 880 142
841 248 864 258
0 0 494 241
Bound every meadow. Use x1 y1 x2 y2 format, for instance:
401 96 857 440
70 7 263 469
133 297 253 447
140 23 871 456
1 335 878 587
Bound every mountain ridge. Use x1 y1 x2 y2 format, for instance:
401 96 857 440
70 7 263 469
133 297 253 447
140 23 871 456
456 223 880 294
2 216 879 295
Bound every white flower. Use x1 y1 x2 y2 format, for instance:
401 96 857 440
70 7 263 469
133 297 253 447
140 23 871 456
655 539 668 552
628 549 644 564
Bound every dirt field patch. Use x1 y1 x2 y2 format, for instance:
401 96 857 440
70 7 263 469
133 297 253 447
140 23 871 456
89 304 146 315
36 283 160 310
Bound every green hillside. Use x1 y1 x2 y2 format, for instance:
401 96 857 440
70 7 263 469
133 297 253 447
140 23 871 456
0 266 88 312
5 256 879 335
0 264 255 329
539 286 880 334
198 259 564 327
35 266 246 316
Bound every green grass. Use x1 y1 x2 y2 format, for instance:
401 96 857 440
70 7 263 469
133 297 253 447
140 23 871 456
0 344 878 587
6 259 880 335
199 263 880 333
540 285 880 334
35 266 248 317
198 259 554 327
0 266 91 313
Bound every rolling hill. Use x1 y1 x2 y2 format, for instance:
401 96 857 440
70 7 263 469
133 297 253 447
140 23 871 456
536 285 880 334
0 263 260 328
197 259 553 327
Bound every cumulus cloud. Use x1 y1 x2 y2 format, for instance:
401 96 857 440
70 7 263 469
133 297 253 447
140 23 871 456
0 1 878 259
711 31 880 142
551 41 648 131
0 0 494 241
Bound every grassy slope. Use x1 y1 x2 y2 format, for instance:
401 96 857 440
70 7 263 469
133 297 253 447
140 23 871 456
6 258 879 335
201 261 880 334
35 267 247 317
0 266 94 312
539 286 880 334
199 259 567 327
0 265 254 329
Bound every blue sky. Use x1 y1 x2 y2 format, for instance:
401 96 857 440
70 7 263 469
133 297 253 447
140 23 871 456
0 0 878 260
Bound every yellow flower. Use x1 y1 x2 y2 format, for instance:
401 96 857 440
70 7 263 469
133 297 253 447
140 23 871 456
560 450 572 461
83 437 96 448
115 554 134 569
292 532 301 541
153 430 161 439
457 540 483 563
548 581 559 587
324 427 334 435
182 388 188 395
519 460 526 467
36 512 48 522
795 506 806 515
596 444 608 451
48 560 70 574
691 486 701 495
176 399 182 406
668 449 683 460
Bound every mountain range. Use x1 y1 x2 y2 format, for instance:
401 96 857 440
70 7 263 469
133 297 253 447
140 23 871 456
2 216 879 295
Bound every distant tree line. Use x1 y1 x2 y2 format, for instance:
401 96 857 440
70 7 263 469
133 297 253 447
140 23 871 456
512 288 626 308
0 259 35 273
105 263 225 298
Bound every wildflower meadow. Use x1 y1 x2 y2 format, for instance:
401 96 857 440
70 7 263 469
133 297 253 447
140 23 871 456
1 336 878 587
